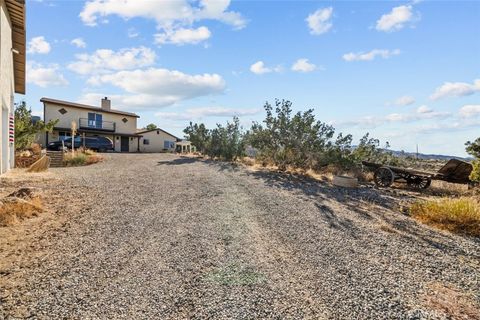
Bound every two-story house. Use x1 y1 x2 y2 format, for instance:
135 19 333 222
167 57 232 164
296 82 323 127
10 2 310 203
1 0 26 174
41 97 141 152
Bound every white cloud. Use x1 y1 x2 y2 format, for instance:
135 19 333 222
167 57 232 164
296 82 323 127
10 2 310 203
430 79 480 100
155 107 260 120
71 38 87 48
342 49 401 62
291 59 316 73
392 95 415 106
155 26 211 45
376 5 415 32
81 68 226 109
339 109 450 128
459 105 480 118
27 36 51 54
26 62 68 87
416 105 432 114
68 46 156 75
79 0 246 29
249 61 282 75
306 7 333 35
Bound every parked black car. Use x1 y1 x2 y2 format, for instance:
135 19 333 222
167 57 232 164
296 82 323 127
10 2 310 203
47 136 114 152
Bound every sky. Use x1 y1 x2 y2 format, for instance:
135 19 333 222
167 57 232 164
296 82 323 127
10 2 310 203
23 0 480 156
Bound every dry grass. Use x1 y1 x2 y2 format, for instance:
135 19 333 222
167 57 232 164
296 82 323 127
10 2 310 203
410 197 480 237
426 180 470 196
85 154 104 165
423 282 480 320
64 151 104 166
0 197 44 227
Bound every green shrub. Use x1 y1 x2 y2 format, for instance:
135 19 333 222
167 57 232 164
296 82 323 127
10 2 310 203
64 153 87 166
470 159 480 183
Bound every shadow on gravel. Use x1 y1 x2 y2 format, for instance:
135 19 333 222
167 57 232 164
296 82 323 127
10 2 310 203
204 159 242 172
157 157 199 166
245 169 480 256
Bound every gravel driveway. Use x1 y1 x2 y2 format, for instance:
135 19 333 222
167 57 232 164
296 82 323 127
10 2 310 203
1 153 479 319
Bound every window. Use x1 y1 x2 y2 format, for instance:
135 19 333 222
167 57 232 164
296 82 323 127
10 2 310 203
143 139 150 145
122 118 128 123
58 108 67 115
88 112 103 129
164 141 174 149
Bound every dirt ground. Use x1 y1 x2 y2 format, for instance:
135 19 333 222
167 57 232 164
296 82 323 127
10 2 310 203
0 153 479 319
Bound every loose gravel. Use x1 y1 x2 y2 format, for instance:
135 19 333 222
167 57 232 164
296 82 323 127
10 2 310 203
1 153 479 319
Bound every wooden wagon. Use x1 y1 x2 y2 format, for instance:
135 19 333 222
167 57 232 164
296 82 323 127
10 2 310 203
362 159 474 189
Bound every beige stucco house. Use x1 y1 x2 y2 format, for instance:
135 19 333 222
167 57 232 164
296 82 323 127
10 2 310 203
0 0 25 174
137 128 178 153
41 97 141 152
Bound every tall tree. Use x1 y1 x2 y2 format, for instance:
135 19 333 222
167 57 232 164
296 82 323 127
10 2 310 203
14 101 58 151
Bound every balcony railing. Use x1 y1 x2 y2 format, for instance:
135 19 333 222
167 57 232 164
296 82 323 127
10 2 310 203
79 118 116 132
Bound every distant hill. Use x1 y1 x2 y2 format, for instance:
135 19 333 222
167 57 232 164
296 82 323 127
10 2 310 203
386 149 472 162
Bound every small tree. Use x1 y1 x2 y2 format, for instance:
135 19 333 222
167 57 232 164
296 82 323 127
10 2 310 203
14 101 57 151
184 122 210 154
466 138 480 182
146 123 158 130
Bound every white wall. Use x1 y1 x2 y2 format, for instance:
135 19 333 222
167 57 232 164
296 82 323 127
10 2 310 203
139 130 177 153
0 0 15 174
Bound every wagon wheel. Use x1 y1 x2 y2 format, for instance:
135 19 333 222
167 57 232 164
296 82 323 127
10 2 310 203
374 167 395 188
407 176 431 189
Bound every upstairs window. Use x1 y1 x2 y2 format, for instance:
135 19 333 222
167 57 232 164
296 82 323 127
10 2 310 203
88 112 103 129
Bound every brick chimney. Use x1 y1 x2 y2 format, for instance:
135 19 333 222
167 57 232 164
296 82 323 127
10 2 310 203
101 97 111 111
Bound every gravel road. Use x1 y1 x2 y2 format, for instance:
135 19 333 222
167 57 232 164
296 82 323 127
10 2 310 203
1 153 479 319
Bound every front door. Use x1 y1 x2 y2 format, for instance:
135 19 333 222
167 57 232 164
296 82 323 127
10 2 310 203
121 136 129 152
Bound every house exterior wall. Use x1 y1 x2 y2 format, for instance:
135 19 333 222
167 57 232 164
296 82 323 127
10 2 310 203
139 130 177 153
44 102 137 135
0 0 15 174
44 102 140 152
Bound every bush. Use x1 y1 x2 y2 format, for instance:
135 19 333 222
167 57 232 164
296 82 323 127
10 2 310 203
184 117 244 161
410 197 480 237
465 138 480 183
64 152 87 166
185 99 395 171
470 160 480 183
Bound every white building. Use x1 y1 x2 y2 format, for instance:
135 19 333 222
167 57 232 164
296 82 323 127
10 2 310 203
137 128 178 153
0 0 25 174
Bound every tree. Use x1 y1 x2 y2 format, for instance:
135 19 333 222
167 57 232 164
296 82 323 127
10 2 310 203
184 122 210 154
145 123 158 130
247 99 336 170
14 101 58 151
466 138 480 182
465 138 480 159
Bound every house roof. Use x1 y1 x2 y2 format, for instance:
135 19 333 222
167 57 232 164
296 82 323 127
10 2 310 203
40 97 140 118
136 128 179 140
5 0 26 94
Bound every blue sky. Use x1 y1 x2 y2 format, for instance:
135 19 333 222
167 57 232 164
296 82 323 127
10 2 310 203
24 0 480 156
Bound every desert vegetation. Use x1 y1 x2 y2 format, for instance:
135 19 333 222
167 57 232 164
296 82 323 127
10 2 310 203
465 137 480 182
14 101 57 151
63 149 104 167
184 99 399 171
410 197 480 237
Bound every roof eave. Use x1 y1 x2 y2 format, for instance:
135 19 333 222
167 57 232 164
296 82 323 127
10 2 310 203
6 0 26 94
